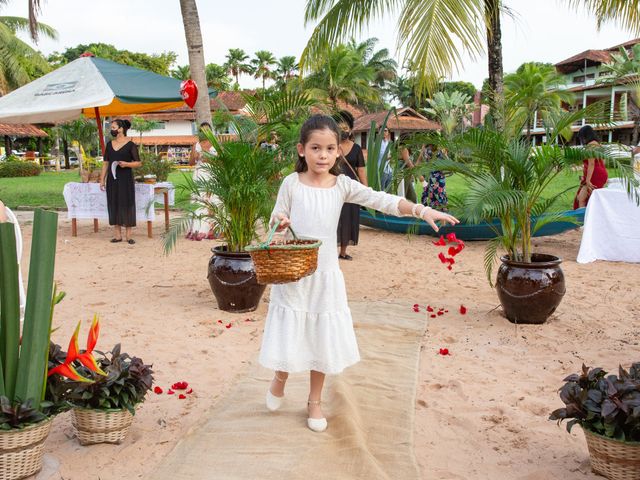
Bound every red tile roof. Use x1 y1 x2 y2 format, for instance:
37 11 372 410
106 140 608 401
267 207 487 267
555 38 640 74
131 135 197 146
352 107 440 133
0 123 48 137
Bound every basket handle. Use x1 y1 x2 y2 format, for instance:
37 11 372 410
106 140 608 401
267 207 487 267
260 220 298 249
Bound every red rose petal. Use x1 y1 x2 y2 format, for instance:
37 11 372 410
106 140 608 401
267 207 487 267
446 257 455 265
433 235 446 246
217 320 223 324
153 386 163 395
225 323 232 329
430 314 436 318
448 246 458 257
171 381 188 390
178 394 186 399
439 348 450 356
413 308 420 313
444 310 449 313
413 303 419 308
437 311 444 316
445 233 458 243
427 306 434 312
167 389 175 395
447 265 452 270
438 252 447 263
186 388 193 394
460 305 467 315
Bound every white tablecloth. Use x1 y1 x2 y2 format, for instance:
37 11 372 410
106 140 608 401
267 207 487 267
577 185 640 263
154 181 175 206
63 182 156 221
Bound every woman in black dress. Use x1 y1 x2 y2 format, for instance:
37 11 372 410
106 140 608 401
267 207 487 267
335 111 367 260
99 119 141 244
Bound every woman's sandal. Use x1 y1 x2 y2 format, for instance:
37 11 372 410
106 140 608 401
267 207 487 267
307 399 327 432
127 239 135 245
110 238 123 243
265 373 287 412
338 254 353 261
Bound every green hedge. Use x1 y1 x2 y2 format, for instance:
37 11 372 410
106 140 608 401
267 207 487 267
0 161 42 178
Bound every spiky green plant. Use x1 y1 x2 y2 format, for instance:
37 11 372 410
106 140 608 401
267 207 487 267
0 209 58 417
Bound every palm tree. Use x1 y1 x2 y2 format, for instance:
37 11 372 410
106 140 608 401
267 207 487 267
178 0 212 126
275 56 299 85
388 75 420 110
54 119 97 169
0 3 56 94
504 63 574 141
170 64 190 80
424 91 473 138
599 44 640 144
224 48 253 86
349 38 397 87
304 44 380 108
251 50 277 90
205 63 231 91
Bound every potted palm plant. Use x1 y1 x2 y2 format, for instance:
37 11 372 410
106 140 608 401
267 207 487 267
428 107 638 324
0 209 59 480
550 363 640 480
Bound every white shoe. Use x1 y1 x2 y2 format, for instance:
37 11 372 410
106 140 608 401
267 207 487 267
265 373 287 412
266 390 284 412
307 399 327 432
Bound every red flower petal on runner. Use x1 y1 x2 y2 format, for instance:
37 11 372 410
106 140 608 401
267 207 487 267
153 386 163 395
226 323 232 329
447 265 453 270
439 348 450 356
438 252 447 263
445 233 459 244
460 305 467 315
446 257 455 265
426 306 434 312
444 310 449 313
186 388 193 394
167 389 175 395
172 381 188 390
433 235 446 246
413 304 419 308
437 311 444 316
217 320 223 324
178 394 186 400
430 314 437 318
413 307 420 313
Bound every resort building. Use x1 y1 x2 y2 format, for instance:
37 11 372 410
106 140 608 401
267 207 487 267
531 38 640 145
352 107 440 149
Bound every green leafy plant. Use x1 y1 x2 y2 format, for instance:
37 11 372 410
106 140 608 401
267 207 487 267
550 363 640 442
0 397 48 430
0 209 58 427
163 129 285 254
139 151 173 182
0 160 42 177
64 344 153 415
365 109 395 192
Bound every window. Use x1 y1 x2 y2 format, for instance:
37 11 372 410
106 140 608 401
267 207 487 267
573 75 585 83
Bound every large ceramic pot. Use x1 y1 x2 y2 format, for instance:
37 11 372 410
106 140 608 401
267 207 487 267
207 246 266 313
496 253 565 324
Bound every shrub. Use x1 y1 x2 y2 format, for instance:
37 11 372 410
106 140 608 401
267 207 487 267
0 160 42 177
138 151 173 182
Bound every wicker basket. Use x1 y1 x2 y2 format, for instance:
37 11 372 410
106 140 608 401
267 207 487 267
245 221 322 285
71 408 134 446
0 418 52 480
584 428 640 480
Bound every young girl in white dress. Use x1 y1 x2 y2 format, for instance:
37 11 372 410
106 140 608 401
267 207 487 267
259 115 459 432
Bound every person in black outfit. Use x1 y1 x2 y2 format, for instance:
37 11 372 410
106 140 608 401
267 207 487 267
99 119 141 244
334 111 368 260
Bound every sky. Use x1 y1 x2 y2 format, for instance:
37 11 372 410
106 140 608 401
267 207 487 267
4 0 636 89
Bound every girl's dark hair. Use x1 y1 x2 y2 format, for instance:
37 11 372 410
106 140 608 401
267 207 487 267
113 118 131 135
577 125 597 145
295 114 343 176
333 110 354 129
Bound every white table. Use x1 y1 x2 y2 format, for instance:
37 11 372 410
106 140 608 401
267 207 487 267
577 185 640 263
62 182 174 238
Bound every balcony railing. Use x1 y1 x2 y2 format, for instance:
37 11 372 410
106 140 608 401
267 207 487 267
529 110 631 131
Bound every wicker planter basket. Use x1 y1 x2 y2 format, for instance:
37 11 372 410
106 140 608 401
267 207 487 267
584 428 640 480
246 221 322 285
71 408 134 445
0 418 53 480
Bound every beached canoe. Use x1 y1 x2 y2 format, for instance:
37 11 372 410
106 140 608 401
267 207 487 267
359 208 586 240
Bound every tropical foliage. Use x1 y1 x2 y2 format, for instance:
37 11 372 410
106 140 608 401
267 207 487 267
424 91 473 138
54 119 98 168
251 50 277 90
224 48 253 86
205 62 232 91
170 64 190 80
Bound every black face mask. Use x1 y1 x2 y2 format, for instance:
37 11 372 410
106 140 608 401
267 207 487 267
340 130 350 141
110 129 119 137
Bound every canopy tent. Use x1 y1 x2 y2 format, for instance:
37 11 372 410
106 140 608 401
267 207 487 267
0 56 213 153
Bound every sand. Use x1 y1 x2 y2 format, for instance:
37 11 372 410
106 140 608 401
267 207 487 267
11 211 637 480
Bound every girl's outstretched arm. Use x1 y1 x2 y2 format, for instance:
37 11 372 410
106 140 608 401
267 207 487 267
397 199 458 232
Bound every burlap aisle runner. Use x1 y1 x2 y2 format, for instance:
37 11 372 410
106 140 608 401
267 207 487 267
148 301 424 480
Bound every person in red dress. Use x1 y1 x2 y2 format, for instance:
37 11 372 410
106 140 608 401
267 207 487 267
574 125 608 209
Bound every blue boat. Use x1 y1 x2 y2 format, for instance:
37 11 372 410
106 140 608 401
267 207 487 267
359 208 586 240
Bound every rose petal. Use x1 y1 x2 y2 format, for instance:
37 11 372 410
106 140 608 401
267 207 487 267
225 323 232 329
439 348 450 356
217 320 223 324
447 265 452 270
460 305 467 315
153 386 163 395
430 314 436 318
444 310 449 313
433 235 446 246
186 388 193 394
167 389 175 395
446 257 455 265
437 311 444 316
445 233 458 243
427 306 434 312
438 252 447 263
178 394 186 400
413 304 419 308
172 381 188 390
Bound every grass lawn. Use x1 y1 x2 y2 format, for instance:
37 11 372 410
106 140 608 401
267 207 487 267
0 170 192 209
0 167 584 211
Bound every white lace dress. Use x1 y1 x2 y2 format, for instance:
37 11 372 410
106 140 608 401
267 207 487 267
258 173 403 374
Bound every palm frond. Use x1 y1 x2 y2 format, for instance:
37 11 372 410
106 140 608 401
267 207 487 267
565 0 640 35
0 16 57 40
483 237 502 286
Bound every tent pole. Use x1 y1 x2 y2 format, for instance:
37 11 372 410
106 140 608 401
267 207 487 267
95 107 105 155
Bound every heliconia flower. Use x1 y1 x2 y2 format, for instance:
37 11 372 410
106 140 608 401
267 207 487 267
432 236 446 246
76 351 107 376
154 386 163 394
86 314 100 352
47 363 92 382
460 305 467 315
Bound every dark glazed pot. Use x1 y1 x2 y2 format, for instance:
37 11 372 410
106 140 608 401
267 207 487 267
207 246 266 313
496 254 565 324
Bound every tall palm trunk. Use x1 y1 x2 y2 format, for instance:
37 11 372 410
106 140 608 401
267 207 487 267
485 0 504 132
179 0 212 127
62 139 70 170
